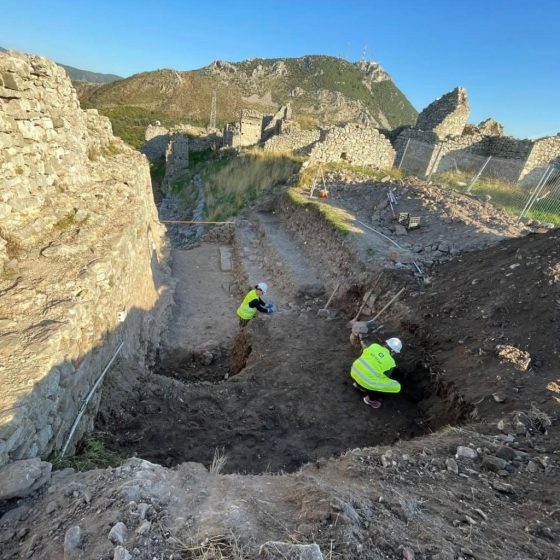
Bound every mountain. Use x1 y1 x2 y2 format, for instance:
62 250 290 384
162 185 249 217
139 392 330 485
0 46 122 84
57 63 122 84
75 55 417 147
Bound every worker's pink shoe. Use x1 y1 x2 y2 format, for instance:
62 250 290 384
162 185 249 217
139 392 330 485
363 396 381 409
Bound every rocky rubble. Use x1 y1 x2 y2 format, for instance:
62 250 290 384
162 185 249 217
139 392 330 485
0 413 557 560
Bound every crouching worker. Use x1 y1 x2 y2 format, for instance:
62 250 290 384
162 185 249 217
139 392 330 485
351 337 402 409
237 282 274 328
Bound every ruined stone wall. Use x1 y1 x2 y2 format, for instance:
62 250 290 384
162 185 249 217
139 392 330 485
394 127 540 183
0 52 173 466
395 86 558 185
223 110 263 148
262 128 321 155
519 136 560 182
142 124 170 161
162 132 189 192
142 125 221 162
308 124 395 168
416 87 470 139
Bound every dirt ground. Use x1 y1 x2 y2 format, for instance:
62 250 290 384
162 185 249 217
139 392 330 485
99 245 430 474
1 174 559 560
320 170 530 271
402 228 560 422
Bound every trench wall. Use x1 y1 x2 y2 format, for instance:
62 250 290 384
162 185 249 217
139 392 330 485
0 51 173 465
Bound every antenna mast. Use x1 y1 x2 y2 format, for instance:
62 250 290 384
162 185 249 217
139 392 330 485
209 90 217 130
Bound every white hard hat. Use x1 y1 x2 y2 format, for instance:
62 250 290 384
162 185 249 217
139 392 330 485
256 282 268 294
385 338 402 354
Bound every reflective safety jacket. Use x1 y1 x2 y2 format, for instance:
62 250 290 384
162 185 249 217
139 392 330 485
237 289 259 320
351 343 401 394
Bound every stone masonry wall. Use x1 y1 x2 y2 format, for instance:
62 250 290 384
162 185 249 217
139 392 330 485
262 128 321 155
521 136 560 182
142 124 170 161
0 52 173 466
142 125 222 162
162 132 189 193
308 124 395 169
416 87 470 139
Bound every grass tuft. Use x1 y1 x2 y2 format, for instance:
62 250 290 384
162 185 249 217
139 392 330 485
209 447 228 475
50 432 123 471
202 148 302 222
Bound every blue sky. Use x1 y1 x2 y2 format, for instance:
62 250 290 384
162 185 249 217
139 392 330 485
2 0 559 138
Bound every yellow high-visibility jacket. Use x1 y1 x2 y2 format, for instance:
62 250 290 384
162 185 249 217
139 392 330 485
351 343 401 393
237 289 259 320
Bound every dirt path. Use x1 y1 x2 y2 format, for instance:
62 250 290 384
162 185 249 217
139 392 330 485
159 244 237 379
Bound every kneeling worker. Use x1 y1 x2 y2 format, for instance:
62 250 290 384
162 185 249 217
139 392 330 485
237 282 274 328
351 337 402 409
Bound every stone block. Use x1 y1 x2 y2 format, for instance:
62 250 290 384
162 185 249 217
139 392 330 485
0 458 52 501
259 541 324 559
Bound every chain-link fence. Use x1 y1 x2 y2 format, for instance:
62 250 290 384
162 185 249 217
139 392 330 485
396 138 560 226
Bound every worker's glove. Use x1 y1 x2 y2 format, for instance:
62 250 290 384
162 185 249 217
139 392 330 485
266 303 274 313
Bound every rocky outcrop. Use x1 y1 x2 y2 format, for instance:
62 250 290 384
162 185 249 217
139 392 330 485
0 52 172 466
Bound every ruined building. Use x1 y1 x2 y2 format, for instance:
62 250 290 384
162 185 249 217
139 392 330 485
222 109 266 148
394 87 560 184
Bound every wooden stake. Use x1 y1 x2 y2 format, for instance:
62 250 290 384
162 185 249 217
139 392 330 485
352 273 383 321
367 287 405 325
322 283 340 311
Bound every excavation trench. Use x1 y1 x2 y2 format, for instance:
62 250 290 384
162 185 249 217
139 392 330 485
98 302 470 475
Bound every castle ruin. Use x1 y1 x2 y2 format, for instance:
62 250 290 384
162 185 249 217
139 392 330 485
394 87 560 185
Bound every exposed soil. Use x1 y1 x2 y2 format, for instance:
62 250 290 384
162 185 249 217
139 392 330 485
403 228 560 421
319 170 530 272
99 299 432 474
2 175 559 560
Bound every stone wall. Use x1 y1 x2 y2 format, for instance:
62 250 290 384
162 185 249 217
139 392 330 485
522 136 560 182
142 125 221 162
142 124 169 160
262 127 321 154
162 132 189 192
0 52 173 466
223 110 263 148
308 124 395 168
416 87 470 139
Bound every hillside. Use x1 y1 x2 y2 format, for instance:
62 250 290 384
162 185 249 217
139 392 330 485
76 55 418 147
57 63 122 84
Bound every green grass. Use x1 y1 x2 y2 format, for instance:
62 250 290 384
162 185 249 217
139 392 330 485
50 432 122 471
432 171 560 225
149 157 166 179
289 161 400 235
287 186 357 235
201 148 303 221
53 213 78 230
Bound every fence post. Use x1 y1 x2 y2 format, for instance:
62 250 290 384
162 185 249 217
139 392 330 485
519 165 552 221
426 143 443 182
526 166 560 221
397 138 410 170
467 156 492 193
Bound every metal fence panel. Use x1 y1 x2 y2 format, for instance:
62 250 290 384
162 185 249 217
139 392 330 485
396 138 560 225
